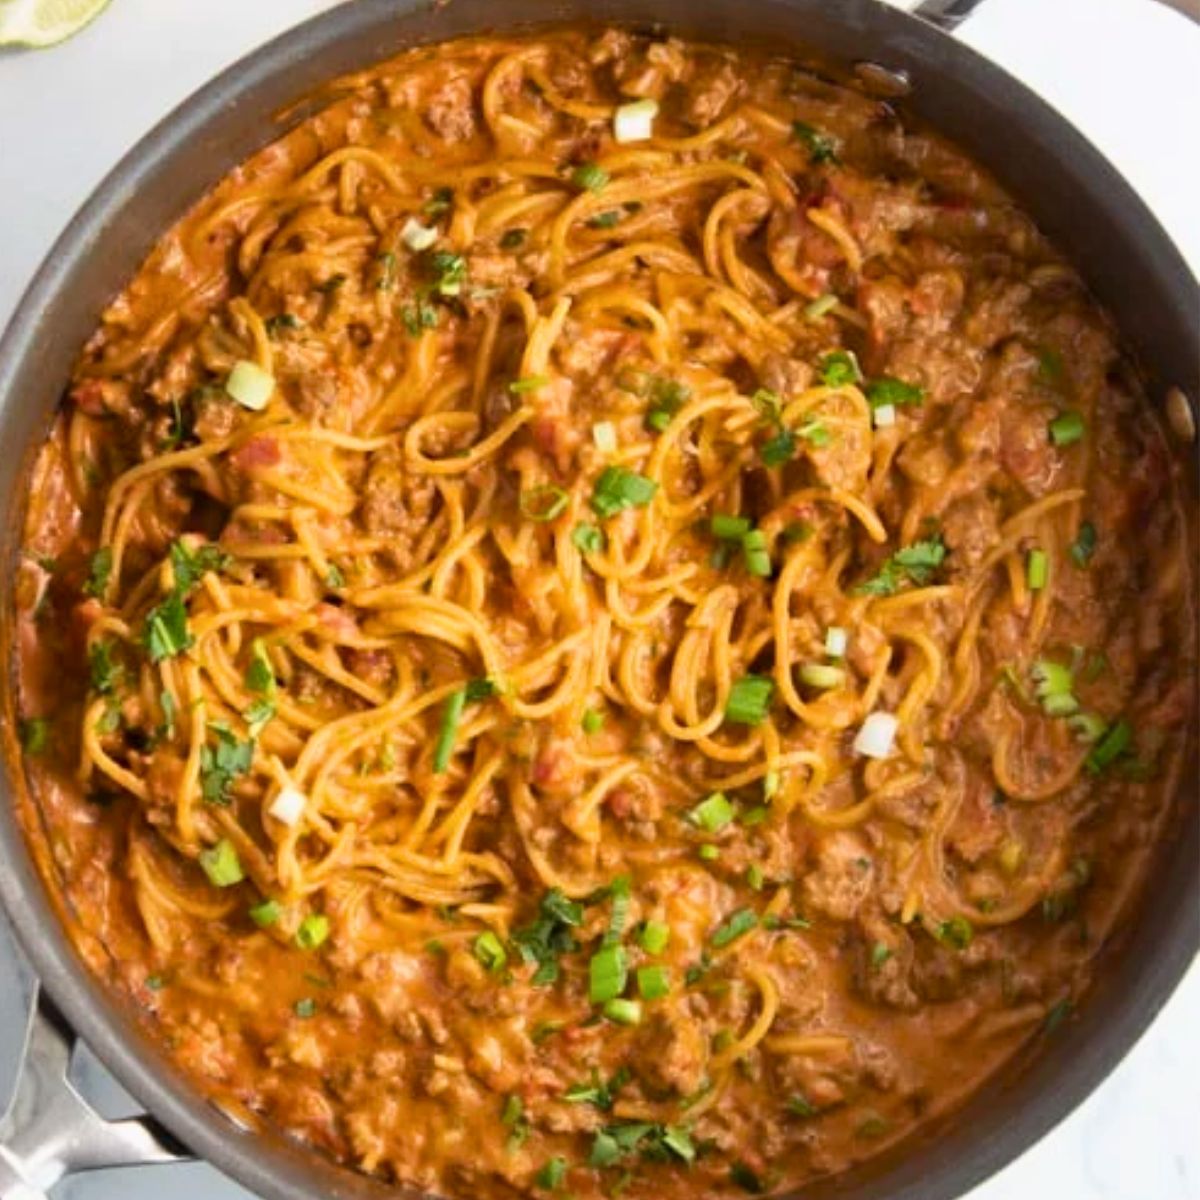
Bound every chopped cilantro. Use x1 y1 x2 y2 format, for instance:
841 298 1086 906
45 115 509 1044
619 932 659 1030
199 723 253 805
855 537 946 597
512 889 584 985
143 591 193 662
82 546 113 598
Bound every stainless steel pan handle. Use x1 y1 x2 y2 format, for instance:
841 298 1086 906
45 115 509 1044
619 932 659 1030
0 985 187 1200
911 0 1200 30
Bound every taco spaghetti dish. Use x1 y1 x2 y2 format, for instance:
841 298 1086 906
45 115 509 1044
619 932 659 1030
11 27 1195 1200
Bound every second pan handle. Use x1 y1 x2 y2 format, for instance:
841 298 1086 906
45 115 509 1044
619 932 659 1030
0 985 189 1200
911 0 1200 30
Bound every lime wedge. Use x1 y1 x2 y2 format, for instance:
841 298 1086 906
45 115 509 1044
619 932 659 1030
0 0 112 48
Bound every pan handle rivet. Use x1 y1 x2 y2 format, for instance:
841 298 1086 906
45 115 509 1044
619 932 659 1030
1165 386 1196 443
853 61 912 97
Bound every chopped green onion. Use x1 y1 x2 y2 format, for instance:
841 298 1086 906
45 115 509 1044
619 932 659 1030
249 899 281 927
1070 521 1097 568
1086 718 1132 774
804 293 839 320
865 376 924 409
742 805 769 827
1027 548 1048 590
819 350 862 387
603 875 631 946
295 913 330 950
1049 410 1085 446
401 217 438 252
854 711 898 758
520 484 569 522
588 943 627 1003
752 388 781 419
474 930 508 973
711 908 758 948
244 698 275 738
1069 712 1107 743
267 784 306 828
936 915 973 950
1031 659 1078 717
638 920 670 955
588 209 623 229
535 1157 567 1190
873 403 896 429
426 250 466 296
871 942 893 967
225 360 274 411
592 421 617 452
571 162 609 192
725 675 774 726
198 839 244 888
294 997 317 1019
572 522 605 554
857 1115 890 1139
1033 659 1073 699
637 965 671 1000
433 688 466 773
825 626 848 657
698 844 720 861
689 791 735 833
602 998 643 1025
643 376 690 432
711 513 751 540
245 638 276 696
742 529 772 577
614 97 659 143
510 375 550 394
763 770 780 799
591 467 657 518
263 312 302 337
401 298 438 335
423 186 453 217
1042 692 1078 717
582 708 605 734
798 418 832 446
798 663 845 690
94 704 120 735
746 864 765 891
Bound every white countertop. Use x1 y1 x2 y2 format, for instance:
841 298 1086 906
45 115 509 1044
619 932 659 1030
0 2 1196 1198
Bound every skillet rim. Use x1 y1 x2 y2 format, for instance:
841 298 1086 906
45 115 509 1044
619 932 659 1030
0 3 1195 1199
